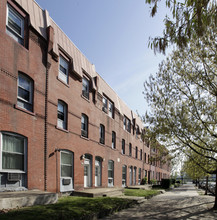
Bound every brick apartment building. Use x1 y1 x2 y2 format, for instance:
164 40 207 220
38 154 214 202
0 0 170 193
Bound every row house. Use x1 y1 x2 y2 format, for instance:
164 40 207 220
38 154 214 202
0 0 170 192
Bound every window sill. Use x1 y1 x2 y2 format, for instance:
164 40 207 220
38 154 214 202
80 135 89 141
57 76 70 87
55 126 69 133
81 94 90 102
0 170 26 173
14 104 35 116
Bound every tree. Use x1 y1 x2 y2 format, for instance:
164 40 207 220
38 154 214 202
145 0 217 53
143 24 217 208
182 146 215 194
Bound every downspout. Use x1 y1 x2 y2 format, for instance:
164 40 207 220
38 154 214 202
44 10 52 191
44 61 50 191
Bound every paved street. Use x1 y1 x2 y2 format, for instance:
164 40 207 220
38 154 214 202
103 183 217 220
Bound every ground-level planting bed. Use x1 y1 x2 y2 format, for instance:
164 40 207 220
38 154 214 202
0 196 135 220
124 188 160 198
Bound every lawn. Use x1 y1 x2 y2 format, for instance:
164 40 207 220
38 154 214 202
124 188 160 197
0 196 135 220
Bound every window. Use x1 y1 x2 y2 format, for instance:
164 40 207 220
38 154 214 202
61 151 73 178
6 4 24 45
148 155 150 164
102 96 114 118
140 149 142 160
57 100 67 130
81 114 88 138
138 168 141 184
135 146 138 159
99 124 105 144
1 132 26 171
112 131 116 149
121 139 125 154
82 77 89 99
136 126 140 138
59 55 69 84
108 160 114 187
129 143 132 156
123 116 131 133
108 101 114 118
122 165 127 187
17 73 33 112
144 153 147 163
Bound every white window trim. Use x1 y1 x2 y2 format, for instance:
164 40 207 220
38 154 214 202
17 74 33 111
6 4 24 42
57 101 67 130
0 132 27 173
59 55 69 84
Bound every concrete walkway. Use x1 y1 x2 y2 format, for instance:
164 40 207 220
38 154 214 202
103 183 217 220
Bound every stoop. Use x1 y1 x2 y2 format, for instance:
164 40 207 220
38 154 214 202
0 190 58 210
72 187 124 198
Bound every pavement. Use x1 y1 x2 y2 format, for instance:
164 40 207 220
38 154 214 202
102 183 217 220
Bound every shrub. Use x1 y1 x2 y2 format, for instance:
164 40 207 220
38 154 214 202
140 177 147 185
161 179 171 189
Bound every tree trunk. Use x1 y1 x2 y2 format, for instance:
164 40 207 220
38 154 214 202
213 174 217 209
205 176 208 195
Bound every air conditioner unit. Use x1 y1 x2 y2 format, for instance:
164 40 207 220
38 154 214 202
7 173 22 181
62 178 71 185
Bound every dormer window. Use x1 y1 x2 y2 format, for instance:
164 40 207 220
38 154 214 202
59 55 69 84
123 116 131 133
6 4 24 45
102 95 114 118
82 77 90 99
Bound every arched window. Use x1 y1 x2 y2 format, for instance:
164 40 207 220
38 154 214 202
17 73 33 112
57 100 67 130
81 114 88 138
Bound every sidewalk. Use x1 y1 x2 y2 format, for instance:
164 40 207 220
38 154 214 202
103 183 217 219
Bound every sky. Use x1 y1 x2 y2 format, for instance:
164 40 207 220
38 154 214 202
35 0 168 116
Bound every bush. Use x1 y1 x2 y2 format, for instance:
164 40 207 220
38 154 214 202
171 179 176 184
150 179 156 185
140 177 147 185
161 179 171 189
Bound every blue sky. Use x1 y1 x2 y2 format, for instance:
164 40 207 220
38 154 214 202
36 0 168 116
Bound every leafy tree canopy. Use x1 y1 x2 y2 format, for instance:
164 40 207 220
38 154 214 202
146 0 217 53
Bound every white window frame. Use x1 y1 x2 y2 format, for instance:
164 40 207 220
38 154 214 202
0 132 27 173
57 100 67 130
81 114 88 138
121 139 125 154
122 165 127 187
108 101 113 118
111 131 116 149
59 55 69 84
108 160 114 187
99 124 105 144
17 73 33 112
102 96 114 118
6 4 24 45
82 77 90 99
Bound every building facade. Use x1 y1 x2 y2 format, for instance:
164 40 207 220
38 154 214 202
0 0 170 193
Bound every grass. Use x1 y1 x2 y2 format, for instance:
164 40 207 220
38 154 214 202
0 196 135 220
124 188 160 197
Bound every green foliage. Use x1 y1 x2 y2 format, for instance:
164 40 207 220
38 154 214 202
141 177 147 185
0 196 134 220
150 179 157 185
145 0 217 53
124 189 159 197
144 25 217 176
161 179 171 189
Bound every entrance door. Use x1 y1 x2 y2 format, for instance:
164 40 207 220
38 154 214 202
95 158 101 187
84 158 92 187
60 151 73 192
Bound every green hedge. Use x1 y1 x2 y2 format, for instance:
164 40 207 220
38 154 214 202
161 179 171 189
